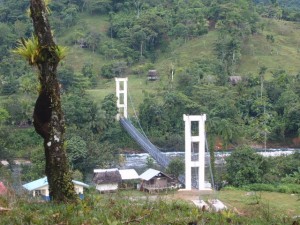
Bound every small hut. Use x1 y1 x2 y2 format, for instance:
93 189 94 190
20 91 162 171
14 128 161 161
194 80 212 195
22 177 89 200
148 70 159 81
93 169 122 193
228 76 242 85
139 168 173 193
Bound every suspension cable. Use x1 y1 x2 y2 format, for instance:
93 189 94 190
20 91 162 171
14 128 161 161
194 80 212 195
128 90 148 138
128 90 170 152
205 132 217 199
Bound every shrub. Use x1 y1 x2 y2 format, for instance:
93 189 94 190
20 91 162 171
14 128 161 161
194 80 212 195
225 146 267 187
241 183 300 194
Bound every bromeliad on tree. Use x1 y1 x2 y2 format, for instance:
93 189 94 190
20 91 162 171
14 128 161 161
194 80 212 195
14 0 77 202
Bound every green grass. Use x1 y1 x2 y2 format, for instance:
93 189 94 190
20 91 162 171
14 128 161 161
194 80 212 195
218 189 300 217
1 189 299 224
87 76 163 115
156 32 218 78
239 19 300 77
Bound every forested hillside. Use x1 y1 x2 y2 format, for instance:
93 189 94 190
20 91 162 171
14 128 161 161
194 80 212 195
0 0 300 182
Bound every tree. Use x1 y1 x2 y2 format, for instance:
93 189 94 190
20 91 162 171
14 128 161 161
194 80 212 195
0 108 9 124
14 0 77 202
225 146 266 187
166 157 184 179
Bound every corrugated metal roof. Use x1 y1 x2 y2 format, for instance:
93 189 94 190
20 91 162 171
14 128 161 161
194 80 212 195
72 180 90 188
93 168 118 173
139 168 161 181
22 177 89 191
119 169 139 180
93 170 122 184
22 177 48 191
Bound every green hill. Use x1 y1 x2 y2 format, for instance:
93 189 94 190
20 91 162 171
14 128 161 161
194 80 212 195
64 16 300 103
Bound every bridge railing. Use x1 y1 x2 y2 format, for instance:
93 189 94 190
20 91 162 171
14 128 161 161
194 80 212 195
120 118 170 168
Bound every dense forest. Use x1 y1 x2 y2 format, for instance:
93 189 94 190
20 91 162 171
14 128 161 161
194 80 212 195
0 0 300 184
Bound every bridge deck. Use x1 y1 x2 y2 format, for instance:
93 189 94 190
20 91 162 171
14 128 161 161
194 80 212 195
120 118 170 168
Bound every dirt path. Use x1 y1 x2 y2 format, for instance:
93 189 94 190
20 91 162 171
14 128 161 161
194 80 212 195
170 189 215 201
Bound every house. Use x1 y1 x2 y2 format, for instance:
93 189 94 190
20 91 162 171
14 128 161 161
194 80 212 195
148 70 159 81
22 177 89 201
119 169 140 189
0 160 9 166
228 76 242 85
93 168 122 193
0 182 7 195
139 168 174 193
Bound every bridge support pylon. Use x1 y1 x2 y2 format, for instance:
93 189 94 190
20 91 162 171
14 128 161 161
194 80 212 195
115 77 128 120
183 114 207 190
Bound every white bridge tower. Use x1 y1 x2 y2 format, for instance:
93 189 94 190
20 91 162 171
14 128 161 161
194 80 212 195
115 77 128 120
183 114 207 190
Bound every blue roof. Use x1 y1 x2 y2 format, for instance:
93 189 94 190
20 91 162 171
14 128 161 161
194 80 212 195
23 177 48 191
23 177 89 191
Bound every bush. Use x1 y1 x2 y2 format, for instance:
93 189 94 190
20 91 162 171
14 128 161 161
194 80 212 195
225 146 267 187
241 183 300 194
242 183 276 192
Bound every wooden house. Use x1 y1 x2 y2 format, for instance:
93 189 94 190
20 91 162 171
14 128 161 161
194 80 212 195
93 168 122 193
139 168 174 193
22 177 89 201
228 76 242 85
148 70 159 81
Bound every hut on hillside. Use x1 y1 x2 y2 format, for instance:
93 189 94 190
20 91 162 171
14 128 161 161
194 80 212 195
139 168 174 193
228 76 242 85
93 168 122 193
148 70 159 81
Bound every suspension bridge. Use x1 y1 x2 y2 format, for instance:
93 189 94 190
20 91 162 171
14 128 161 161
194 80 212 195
115 77 212 190
120 118 170 168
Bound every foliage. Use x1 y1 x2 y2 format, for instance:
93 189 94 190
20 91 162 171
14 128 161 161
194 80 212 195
13 36 67 65
145 155 154 168
21 148 45 182
0 108 9 124
241 183 300 194
0 190 299 224
262 151 300 183
225 146 267 187
166 157 184 179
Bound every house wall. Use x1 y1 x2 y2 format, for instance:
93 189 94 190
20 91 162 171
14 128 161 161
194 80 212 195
154 178 168 187
74 185 84 194
144 178 168 188
33 185 49 197
96 183 118 192
32 184 85 198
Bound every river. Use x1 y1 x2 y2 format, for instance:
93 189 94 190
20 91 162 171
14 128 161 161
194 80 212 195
121 148 299 170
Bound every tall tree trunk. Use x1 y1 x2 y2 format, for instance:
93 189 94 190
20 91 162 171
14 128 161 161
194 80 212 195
30 0 77 202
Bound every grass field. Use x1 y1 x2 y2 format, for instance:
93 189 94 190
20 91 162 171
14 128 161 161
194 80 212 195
218 189 300 217
239 19 300 77
1 189 299 224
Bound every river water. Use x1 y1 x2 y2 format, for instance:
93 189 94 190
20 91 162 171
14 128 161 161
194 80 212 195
121 148 299 170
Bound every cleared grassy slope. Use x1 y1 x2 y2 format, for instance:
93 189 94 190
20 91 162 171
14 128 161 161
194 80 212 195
59 14 110 72
239 19 300 77
61 15 300 106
